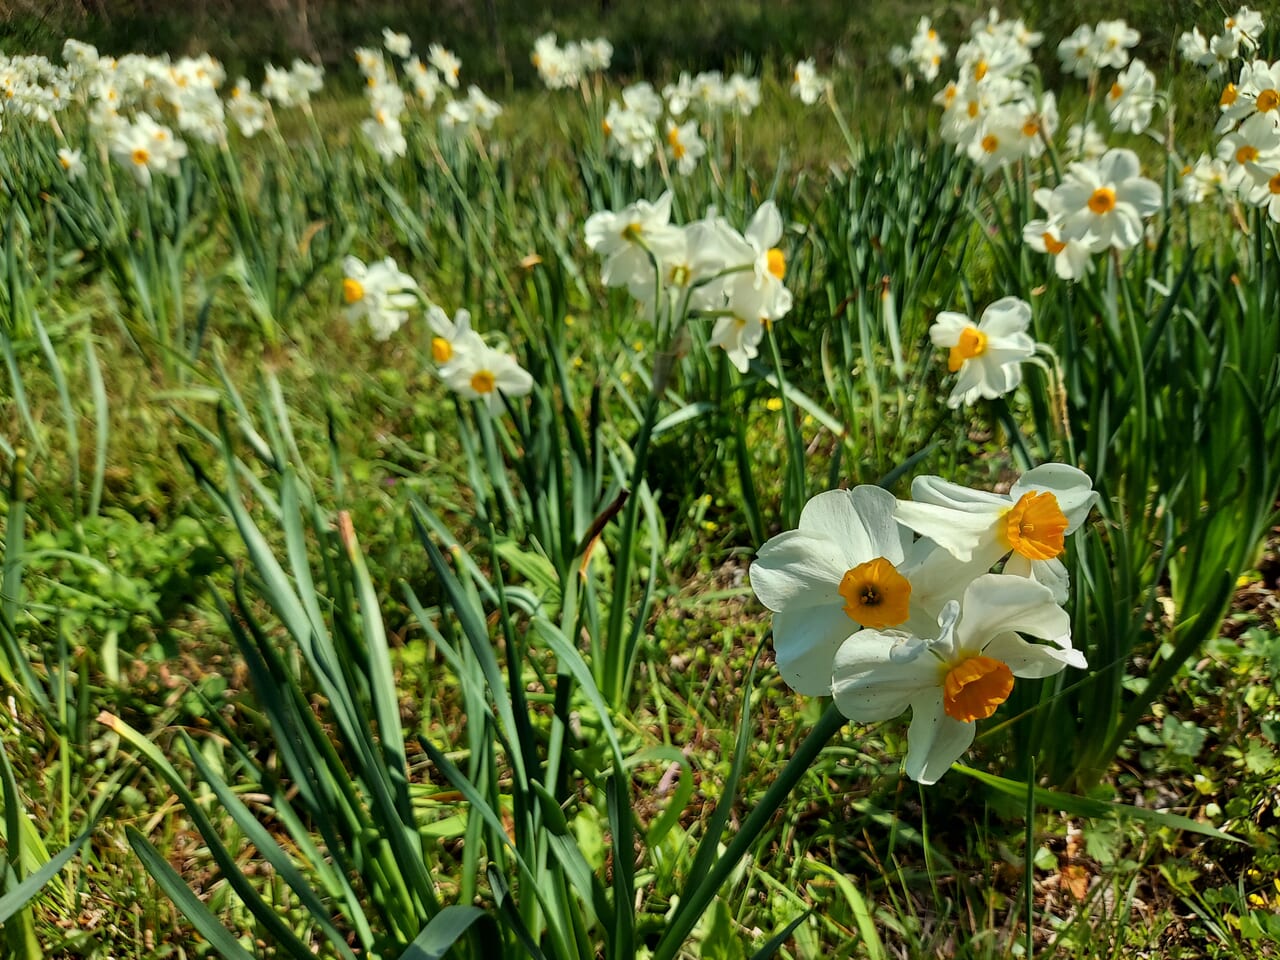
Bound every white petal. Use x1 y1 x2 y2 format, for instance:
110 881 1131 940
746 201 782 249
832 629 937 722
772 603 855 695
954 574 1070 653
900 540 992 622
750 530 845 611
904 697 976 784
1002 552 1072 605
894 499 1000 563
1010 464 1098 531
978 297 1032 337
910 476 1005 510
984 631 1087 677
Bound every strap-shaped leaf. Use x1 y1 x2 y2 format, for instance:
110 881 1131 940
127 828 256 960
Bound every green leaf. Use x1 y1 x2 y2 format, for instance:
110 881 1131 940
0 825 90 926
701 898 745 960
398 905 496 960
126 828 256 960
953 765 1242 842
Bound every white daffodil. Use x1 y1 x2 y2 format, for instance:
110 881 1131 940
709 305 766 374
929 297 1036 409
383 28 412 59
1178 155 1240 204
579 37 613 72
1216 111 1280 200
429 45 461 88
109 113 187 186
1256 169 1280 221
1049 148 1162 253
583 192 685 291
894 464 1098 603
426 305 481 372
1023 217 1094 281
664 120 706 175
361 109 407 161
1091 19 1140 70
791 59 826 105
751 486 916 696
967 106 1031 171
1224 6 1265 53
1178 27 1208 64
341 255 419 341
908 17 947 81
832 575 1086 784
1064 121 1106 161
1200 31 1241 78
723 73 761 117
1218 58 1280 132
227 77 269 137
1012 92 1057 160
1057 25 1098 78
57 147 86 180
1105 59 1157 134
440 342 533 414
731 201 792 322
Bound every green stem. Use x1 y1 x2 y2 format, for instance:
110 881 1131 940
654 702 847 960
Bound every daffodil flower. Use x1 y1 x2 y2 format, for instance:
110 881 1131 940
894 464 1098 603
929 297 1036 409
752 486 941 696
426 305 481 371
832 574 1086 784
441 342 533 414
583 192 684 290
341 255 419 341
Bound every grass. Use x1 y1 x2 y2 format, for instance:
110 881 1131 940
1 5 1280 958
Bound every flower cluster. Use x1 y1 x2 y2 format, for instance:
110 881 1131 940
531 33 613 89
889 17 949 87
1025 147 1161 280
598 69 760 175
583 193 793 372
352 32 502 155
751 466 1096 783
1178 50 1280 220
337 257 532 412
1178 7 1265 78
930 12 1056 172
261 59 324 110
356 45 408 160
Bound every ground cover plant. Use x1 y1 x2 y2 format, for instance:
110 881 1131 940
1 4 1280 958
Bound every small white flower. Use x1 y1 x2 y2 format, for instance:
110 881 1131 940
429 45 461 88
57 147 86 180
1091 19 1140 70
341 255 419 340
790 59 825 105
383 28 412 59
832 575 1085 784
1049 148 1162 253
929 297 1036 409
751 486 919 696
1105 59 1157 134
441 342 533 414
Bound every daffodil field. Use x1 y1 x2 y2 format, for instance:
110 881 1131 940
3 4 1280 957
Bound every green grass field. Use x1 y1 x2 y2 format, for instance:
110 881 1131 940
1 4 1279 958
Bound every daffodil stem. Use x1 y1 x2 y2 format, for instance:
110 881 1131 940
655 701 847 960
